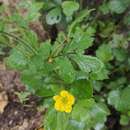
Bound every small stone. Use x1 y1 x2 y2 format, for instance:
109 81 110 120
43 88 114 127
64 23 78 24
0 91 8 113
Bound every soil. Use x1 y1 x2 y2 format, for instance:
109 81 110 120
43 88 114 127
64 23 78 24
0 66 43 130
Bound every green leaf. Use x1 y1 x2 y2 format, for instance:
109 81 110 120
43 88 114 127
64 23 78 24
72 100 109 129
54 0 62 4
113 48 127 62
68 9 94 37
98 21 115 38
120 115 129 126
99 2 110 14
38 41 51 60
90 103 110 126
72 54 104 74
54 57 75 83
107 90 121 110
119 86 130 111
70 80 93 99
21 72 43 92
10 12 27 27
44 109 58 130
21 30 38 49
108 86 130 112
0 21 5 31
18 1 43 22
72 98 95 121
96 44 113 63
67 120 85 130
109 34 128 49
65 26 95 53
5 47 27 70
108 0 126 14
36 85 54 97
44 109 70 130
46 7 62 25
62 1 79 16
90 67 109 80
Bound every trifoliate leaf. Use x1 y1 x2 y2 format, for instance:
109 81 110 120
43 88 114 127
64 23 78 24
46 7 62 25
62 1 79 16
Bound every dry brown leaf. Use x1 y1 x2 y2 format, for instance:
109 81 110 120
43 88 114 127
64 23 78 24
0 91 8 113
0 62 6 70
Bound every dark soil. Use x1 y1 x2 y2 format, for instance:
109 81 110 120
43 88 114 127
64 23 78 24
0 102 42 130
0 69 43 130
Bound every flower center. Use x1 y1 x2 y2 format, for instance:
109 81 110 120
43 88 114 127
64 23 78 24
62 96 68 104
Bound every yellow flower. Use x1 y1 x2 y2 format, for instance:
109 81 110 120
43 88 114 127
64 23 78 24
53 90 75 113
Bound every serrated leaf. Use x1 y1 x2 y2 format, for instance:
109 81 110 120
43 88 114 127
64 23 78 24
72 54 103 74
54 57 75 83
68 9 94 37
65 27 95 53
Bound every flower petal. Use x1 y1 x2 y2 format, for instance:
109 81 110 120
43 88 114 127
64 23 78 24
53 95 61 101
68 95 75 105
65 106 72 113
60 90 68 97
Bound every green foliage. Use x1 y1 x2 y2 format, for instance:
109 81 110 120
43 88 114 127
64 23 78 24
108 86 130 112
46 7 62 25
54 57 76 83
62 1 79 17
108 0 126 14
44 0 80 24
1 0 130 129
15 91 30 104
96 44 113 63
72 54 103 74
72 100 110 129
120 115 130 126
99 0 130 14
70 80 93 99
